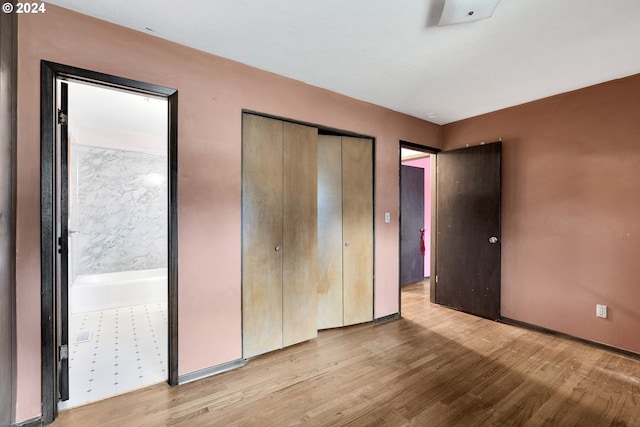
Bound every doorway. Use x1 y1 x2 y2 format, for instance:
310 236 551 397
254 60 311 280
398 140 502 320
59 80 169 409
41 61 178 423
400 150 431 285
399 142 438 283
399 142 438 313
434 142 501 320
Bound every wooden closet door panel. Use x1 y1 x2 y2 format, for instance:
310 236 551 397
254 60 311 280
342 136 374 326
282 121 318 347
242 114 283 358
317 135 344 329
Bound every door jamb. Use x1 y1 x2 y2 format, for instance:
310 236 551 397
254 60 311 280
398 141 440 316
0 7 17 426
40 61 179 424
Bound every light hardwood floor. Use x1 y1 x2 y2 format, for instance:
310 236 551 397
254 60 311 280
52 281 640 426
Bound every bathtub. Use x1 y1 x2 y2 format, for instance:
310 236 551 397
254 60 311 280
71 268 167 314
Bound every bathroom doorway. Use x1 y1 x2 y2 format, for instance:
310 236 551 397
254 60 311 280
40 61 178 423
59 80 169 409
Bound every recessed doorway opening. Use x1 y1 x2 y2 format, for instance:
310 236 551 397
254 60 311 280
400 148 432 285
58 80 169 409
398 142 439 314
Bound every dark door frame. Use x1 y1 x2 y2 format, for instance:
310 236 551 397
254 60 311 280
40 61 179 424
0 6 17 427
398 141 440 316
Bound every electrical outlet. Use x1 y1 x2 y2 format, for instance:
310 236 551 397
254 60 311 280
596 304 607 319
384 212 391 223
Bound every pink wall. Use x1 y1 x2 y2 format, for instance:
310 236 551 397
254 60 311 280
15 6 441 420
401 157 431 277
443 74 640 356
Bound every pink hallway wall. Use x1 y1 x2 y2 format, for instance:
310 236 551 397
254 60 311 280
15 6 441 420
400 157 431 277
442 73 640 356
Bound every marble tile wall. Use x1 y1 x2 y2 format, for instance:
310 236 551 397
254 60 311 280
70 145 168 279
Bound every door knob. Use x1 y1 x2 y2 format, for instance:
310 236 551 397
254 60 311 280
488 237 499 244
345 242 350 247
275 246 281 252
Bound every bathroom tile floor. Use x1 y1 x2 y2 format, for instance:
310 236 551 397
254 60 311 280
59 302 168 410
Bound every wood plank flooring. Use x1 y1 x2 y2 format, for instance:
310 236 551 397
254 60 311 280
52 281 640 426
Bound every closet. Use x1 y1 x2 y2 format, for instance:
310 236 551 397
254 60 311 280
242 113 374 359
317 135 374 329
242 114 318 358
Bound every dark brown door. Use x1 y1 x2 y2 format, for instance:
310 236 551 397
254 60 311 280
400 165 425 285
435 142 501 320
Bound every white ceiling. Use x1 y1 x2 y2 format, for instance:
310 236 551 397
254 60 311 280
47 0 640 125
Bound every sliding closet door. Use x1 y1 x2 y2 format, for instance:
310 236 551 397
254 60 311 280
342 137 374 326
242 114 283 358
317 135 343 329
282 122 318 347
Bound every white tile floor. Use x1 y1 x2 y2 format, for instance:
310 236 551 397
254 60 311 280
59 302 168 410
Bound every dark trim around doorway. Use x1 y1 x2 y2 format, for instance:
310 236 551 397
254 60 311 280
40 61 178 424
0 6 18 427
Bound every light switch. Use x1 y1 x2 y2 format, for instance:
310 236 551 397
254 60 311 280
596 304 607 319
384 212 391 223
